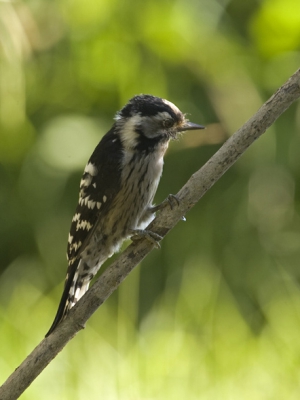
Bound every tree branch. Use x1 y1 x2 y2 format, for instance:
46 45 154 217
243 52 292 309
1 68 300 400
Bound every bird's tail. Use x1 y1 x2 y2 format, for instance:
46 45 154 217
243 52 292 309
45 260 90 337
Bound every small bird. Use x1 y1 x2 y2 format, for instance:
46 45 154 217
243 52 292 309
45 94 204 336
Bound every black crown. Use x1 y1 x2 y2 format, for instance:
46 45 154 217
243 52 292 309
119 94 180 122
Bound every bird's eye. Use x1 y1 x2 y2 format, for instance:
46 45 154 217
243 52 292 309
162 119 173 128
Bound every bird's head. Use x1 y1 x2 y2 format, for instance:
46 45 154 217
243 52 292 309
115 94 204 151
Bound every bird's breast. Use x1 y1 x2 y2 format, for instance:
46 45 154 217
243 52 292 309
99 149 165 235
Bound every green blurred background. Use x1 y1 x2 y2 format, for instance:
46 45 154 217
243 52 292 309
1 0 300 398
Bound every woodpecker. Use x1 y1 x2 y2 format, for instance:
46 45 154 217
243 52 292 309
45 94 204 336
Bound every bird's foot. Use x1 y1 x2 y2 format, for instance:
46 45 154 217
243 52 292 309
129 229 163 249
151 194 180 213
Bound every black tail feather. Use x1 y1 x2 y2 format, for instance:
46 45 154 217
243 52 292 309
45 264 77 337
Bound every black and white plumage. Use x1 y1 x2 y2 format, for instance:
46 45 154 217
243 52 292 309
46 94 204 336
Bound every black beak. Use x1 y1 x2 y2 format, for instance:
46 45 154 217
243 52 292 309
177 121 205 132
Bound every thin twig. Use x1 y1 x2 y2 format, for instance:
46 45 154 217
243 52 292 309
0 68 300 400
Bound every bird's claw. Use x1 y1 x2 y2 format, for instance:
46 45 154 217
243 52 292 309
129 229 162 249
151 194 180 212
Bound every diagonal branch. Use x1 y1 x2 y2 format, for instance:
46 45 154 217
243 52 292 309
1 68 300 400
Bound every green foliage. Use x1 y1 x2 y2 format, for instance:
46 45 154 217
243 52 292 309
0 0 300 398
